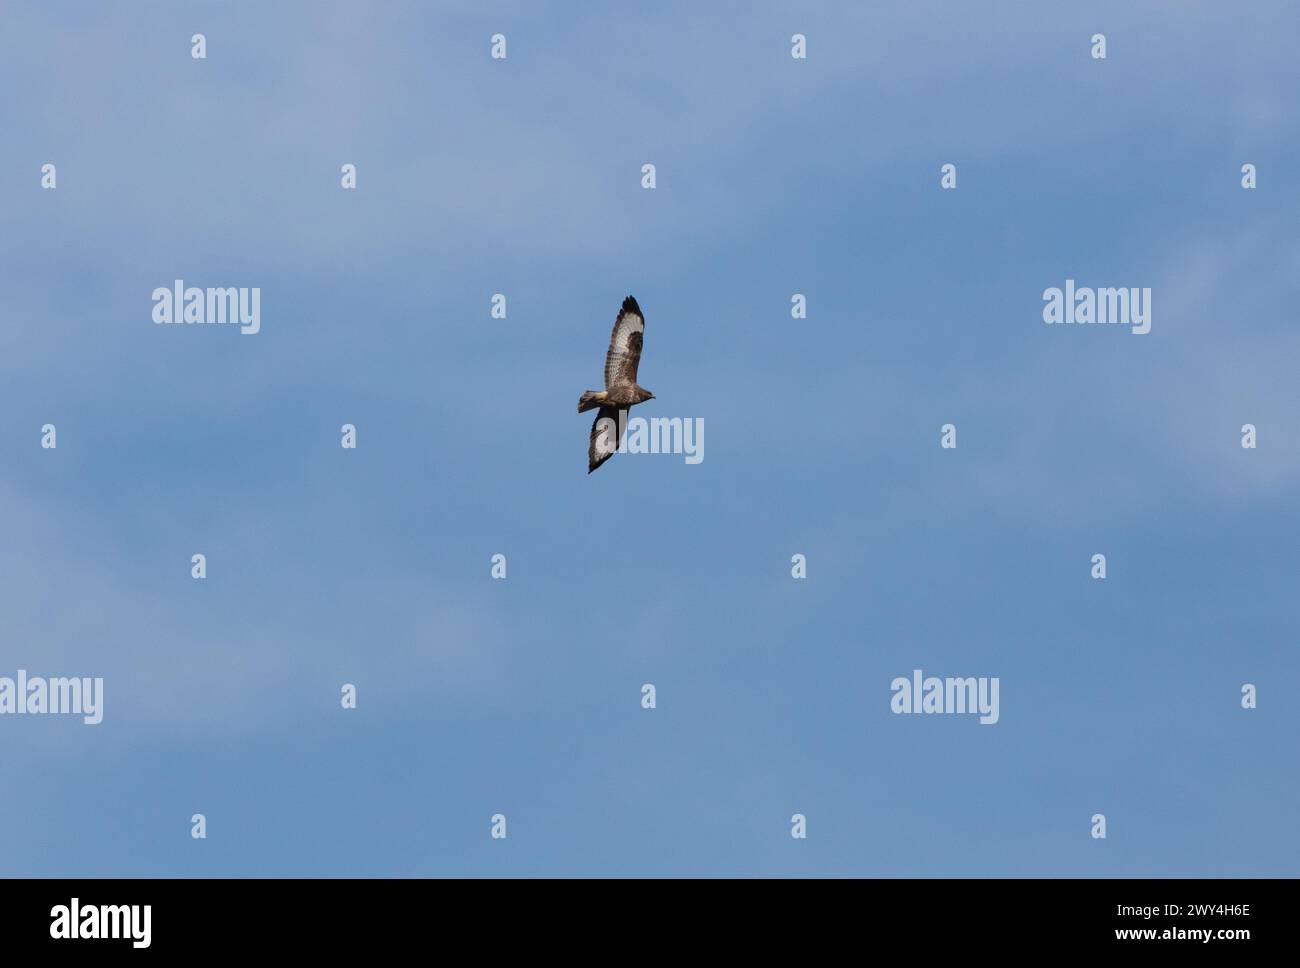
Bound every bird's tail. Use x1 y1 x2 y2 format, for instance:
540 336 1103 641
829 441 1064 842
577 390 607 413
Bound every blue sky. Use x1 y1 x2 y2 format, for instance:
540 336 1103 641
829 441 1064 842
1 0 1298 876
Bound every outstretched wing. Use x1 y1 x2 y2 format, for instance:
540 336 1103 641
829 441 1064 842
604 295 645 390
588 406 624 474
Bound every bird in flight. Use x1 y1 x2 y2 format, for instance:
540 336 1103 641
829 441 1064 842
577 295 655 474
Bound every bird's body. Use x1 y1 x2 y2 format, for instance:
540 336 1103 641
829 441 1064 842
577 295 655 473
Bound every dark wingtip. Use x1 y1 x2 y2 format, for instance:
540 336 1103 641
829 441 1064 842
621 295 641 316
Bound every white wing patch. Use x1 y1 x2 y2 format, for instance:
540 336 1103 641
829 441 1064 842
604 305 645 388
589 407 624 472
594 414 619 456
610 312 643 354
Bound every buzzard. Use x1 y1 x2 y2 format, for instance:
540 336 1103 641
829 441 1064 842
577 295 655 473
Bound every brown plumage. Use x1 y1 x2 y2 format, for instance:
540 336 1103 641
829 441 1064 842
577 295 655 473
